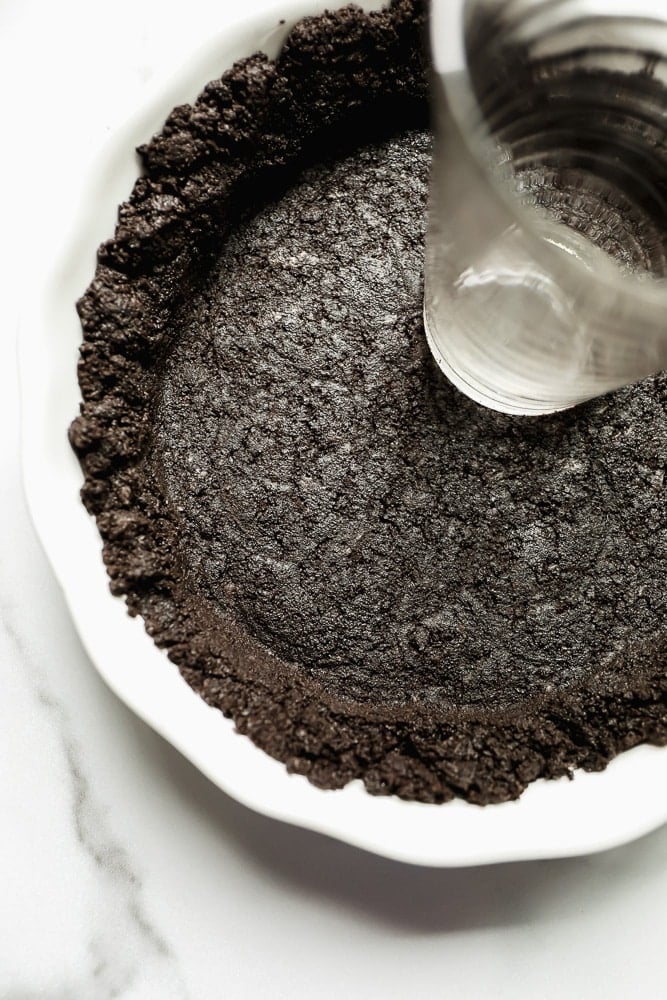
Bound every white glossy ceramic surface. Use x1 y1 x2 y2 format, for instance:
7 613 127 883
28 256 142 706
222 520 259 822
19 0 666 867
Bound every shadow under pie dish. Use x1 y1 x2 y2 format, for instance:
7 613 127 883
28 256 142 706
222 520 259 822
69 0 666 807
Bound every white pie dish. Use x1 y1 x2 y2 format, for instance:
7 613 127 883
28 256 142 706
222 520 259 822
19 0 666 867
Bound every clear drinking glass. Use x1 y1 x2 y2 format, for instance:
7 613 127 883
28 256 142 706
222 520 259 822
425 0 667 415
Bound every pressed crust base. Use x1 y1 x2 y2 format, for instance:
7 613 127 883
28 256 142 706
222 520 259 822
70 0 666 804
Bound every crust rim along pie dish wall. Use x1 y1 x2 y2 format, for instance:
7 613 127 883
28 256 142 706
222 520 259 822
66 0 666 809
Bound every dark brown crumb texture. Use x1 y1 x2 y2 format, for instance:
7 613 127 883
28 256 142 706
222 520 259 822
69 0 666 805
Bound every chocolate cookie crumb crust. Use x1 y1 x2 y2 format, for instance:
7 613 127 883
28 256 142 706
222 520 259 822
70 0 666 805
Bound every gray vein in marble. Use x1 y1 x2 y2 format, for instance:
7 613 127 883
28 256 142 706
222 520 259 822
0 601 189 1000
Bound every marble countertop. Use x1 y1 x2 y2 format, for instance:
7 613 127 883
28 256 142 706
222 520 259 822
2 1 665 996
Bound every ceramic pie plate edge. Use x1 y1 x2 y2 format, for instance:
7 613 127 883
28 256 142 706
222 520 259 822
18 0 667 867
